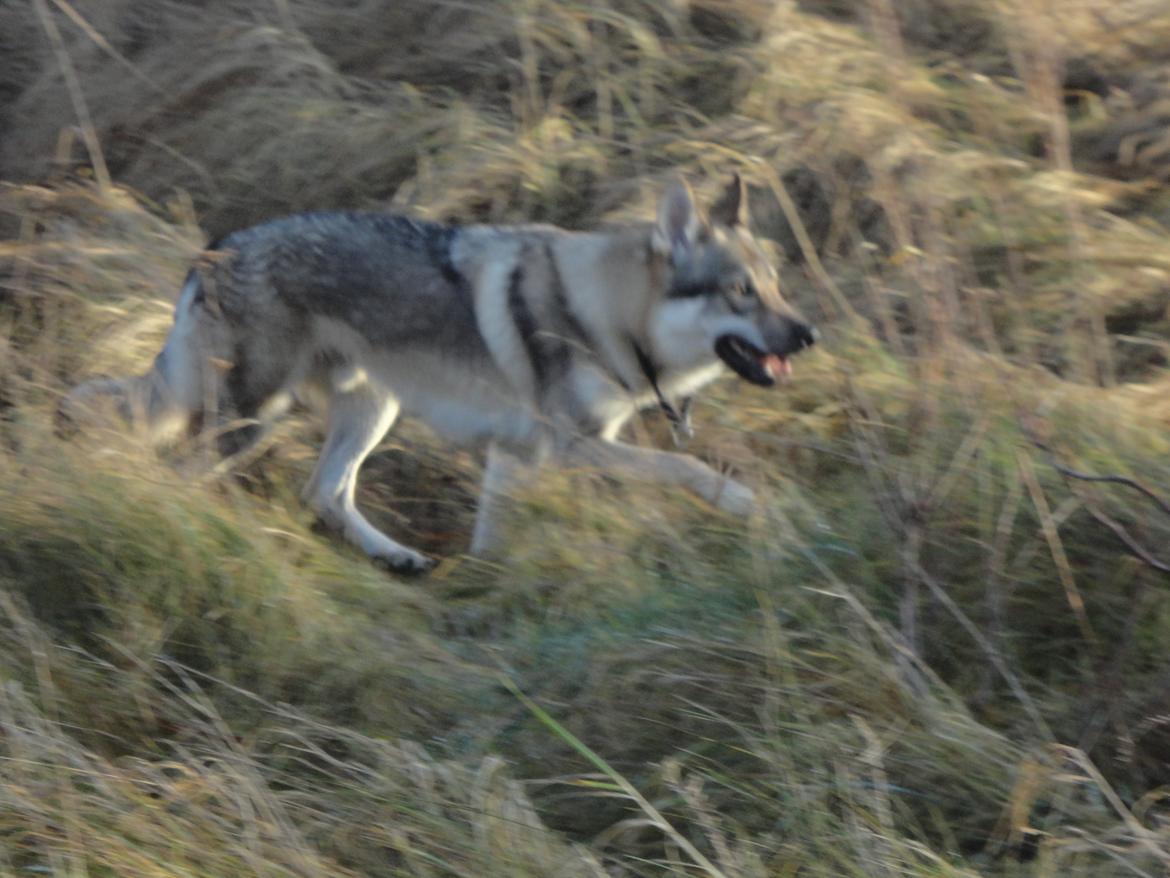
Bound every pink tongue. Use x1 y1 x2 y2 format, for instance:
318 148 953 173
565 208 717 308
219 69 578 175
762 355 792 380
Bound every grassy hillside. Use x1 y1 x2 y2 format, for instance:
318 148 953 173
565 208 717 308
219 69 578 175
2 0 1170 875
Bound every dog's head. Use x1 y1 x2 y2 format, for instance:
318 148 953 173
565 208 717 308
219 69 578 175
649 175 817 386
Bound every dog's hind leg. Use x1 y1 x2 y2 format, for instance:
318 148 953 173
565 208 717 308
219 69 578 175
209 346 297 465
59 272 207 444
303 384 433 574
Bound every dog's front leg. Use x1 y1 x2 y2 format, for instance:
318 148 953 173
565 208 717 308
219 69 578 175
470 442 543 558
564 437 755 517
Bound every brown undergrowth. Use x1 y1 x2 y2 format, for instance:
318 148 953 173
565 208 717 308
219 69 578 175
1 1 1169 875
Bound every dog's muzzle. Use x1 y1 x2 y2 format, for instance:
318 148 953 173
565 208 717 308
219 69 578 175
715 322 817 387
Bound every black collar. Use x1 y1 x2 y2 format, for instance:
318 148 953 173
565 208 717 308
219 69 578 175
631 340 694 445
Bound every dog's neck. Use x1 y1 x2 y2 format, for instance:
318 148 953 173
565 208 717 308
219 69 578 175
629 335 695 443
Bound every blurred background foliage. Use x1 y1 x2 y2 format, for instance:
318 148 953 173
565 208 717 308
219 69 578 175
1 0 1170 875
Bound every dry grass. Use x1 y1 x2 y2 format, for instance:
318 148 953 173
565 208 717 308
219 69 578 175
1 0 1170 875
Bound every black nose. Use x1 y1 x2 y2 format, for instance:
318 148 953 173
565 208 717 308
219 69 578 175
795 322 818 350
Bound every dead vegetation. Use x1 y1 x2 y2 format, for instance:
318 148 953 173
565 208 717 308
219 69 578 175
2 0 1170 875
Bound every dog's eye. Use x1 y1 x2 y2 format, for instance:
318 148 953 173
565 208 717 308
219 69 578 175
727 279 755 302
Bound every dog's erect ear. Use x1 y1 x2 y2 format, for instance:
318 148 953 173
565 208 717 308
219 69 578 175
709 172 747 228
653 180 700 259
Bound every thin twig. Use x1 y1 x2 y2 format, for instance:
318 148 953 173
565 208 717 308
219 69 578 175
906 557 1052 740
1023 416 1170 517
753 160 859 323
32 0 111 192
1082 504 1170 575
1046 462 1170 518
1018 449 1096 643
1056 746 1170 867
48 0 161 93
1021 417 1170 576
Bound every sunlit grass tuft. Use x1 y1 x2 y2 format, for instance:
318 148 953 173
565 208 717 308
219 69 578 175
0 0 1169 874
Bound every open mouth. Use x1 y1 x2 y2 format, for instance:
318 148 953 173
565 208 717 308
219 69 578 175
715 334 793 387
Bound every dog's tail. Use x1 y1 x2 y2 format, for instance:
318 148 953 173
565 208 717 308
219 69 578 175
58 270 208 445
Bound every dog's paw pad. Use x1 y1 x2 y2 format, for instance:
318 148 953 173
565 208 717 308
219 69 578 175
374 552 437 576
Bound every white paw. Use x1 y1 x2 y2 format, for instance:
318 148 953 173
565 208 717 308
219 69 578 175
372 547 436 576
713 478 755 517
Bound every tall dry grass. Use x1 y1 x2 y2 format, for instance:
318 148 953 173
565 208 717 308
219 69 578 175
2 0 1170 875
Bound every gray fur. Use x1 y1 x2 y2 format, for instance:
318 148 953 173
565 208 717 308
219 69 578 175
64 177 817 573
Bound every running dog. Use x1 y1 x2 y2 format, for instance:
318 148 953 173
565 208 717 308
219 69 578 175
63 175 817 572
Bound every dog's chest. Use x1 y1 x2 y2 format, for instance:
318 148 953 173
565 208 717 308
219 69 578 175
570 359 725 439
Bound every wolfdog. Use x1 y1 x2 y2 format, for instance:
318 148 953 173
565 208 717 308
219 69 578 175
63 175 817 572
